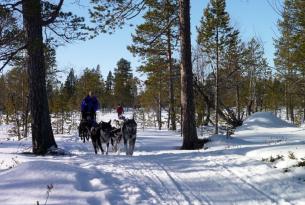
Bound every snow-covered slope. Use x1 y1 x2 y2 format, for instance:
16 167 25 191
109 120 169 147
0 112 305 205
237 112 295 131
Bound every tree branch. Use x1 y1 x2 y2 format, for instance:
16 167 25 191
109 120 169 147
0 44 27 72
0 0 23 13
148 16 178 46
41 0 64 26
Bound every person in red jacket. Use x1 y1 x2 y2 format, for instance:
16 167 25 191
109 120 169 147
116 104 124 120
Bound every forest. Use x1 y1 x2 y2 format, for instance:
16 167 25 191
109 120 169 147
0 0 305 153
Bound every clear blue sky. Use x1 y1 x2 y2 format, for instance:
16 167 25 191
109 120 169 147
56 0 281 80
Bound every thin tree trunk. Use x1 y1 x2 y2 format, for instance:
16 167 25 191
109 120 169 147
253 76 257 112
180 106 183 137
15 111 21 140
303 74 305 123
22 0 57 154
236 84 240 121
179 0 198 149
61 108 64 134
23 96 29 139
11 95 21 140
167 108 170 129
215 27 219 134
203 102 211 126
303 96 305 123
158 71 162 130
285 81 289 120
158 94 162 130
167 29 176 131
289 94 294 123
247 63 256 116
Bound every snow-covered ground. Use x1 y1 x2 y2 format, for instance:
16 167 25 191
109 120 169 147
0 112 305 205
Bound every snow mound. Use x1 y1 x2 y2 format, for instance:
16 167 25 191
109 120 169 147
237 112 294 131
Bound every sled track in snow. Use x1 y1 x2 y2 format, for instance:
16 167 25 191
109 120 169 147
215 159 291 205
115 157 194 205
137 158 186 205
203 154 282 205
139 157 210 205
142 156 212 205
99 156 180 204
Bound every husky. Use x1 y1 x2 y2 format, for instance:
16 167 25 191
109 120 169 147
113 119 124 128
110 126 123 153
122 118 137 156
90 120 112 154
78 119 91 143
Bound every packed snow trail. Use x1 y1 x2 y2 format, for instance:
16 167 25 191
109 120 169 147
1 112 305 205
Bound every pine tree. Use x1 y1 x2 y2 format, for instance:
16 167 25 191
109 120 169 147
274 0 298 122
113 58 135 108
138 56 169 129
76 67 105 109
222 30 244 121
64 68 77 98
128 0 179 130
244 38 268 115
106 71 114 94
63 68 77 111
179 0 198 149
0 0 92 154
292 0 305 122
197 0 235 134
105 71 114 109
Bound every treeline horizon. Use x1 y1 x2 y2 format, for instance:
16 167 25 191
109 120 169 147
1 0 305 128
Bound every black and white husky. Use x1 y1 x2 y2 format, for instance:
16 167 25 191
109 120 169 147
110 127 123 153
90 120 112 154
122 118 137 156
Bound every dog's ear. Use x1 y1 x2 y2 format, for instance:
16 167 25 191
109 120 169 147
108 120 111 124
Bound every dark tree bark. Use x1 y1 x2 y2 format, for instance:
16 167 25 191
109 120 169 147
179 0 198 149
22 0 57 154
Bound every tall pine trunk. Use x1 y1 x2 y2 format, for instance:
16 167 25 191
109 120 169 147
179 0 198 149
167 29 176 131
22 0 57 154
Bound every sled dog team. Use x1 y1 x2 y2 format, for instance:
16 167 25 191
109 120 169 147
78 91 137 156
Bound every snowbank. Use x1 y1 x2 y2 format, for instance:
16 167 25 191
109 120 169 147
236 112 295 132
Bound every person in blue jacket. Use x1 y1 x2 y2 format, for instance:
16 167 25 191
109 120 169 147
81 91 100 123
